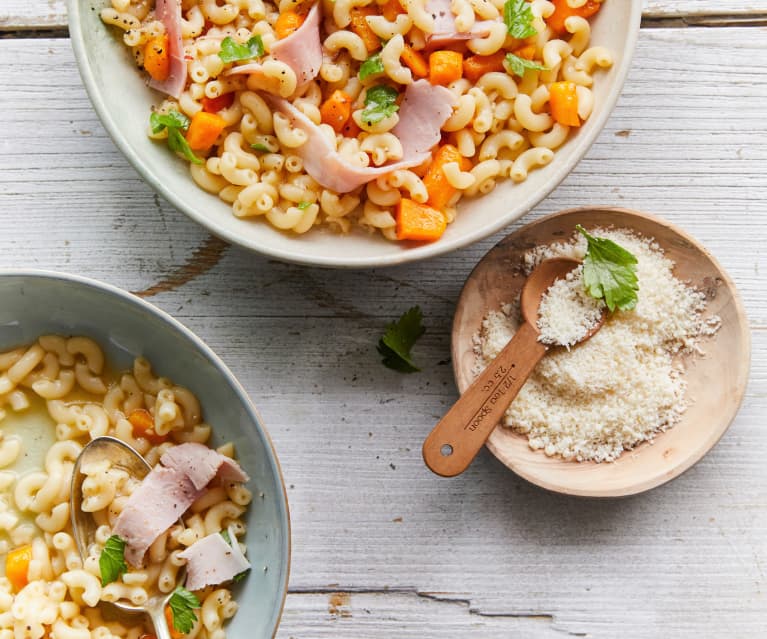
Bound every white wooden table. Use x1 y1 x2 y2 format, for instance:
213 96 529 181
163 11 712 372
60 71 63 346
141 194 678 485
1 2 766 637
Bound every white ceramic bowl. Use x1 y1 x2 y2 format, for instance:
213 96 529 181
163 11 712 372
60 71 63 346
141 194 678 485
69 1 641 267
0 271 290 638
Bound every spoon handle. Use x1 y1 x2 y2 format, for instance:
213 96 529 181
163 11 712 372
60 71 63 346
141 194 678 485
147 601 174 639
423 321 546 477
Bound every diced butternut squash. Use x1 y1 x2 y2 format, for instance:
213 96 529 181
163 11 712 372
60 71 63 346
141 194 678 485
423 144 471 211
547 0 602 35
320 90 353 133
512 44 536 60
274 10 305 39
128 408 168 445
462 51 506 82
395 198 447 242
349 7 381 53
549 81 580 126
185 111 227 150
428 50 463 86
380 0 405 20
143 34 170 82
402 44 429 78
6 545 32 592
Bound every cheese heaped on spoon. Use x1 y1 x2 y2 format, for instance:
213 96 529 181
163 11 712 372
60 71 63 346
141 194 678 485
113 443 249 568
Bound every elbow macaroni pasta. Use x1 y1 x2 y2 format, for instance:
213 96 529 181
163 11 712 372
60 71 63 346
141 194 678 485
102 0 612 240
0 336 252 638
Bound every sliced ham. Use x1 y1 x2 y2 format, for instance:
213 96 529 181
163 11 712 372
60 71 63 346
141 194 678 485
392 80 457 158
149 0 187 98
114 444 249 567
424 0 494 49
263 81 456 193
161 443 249 490
178 527 251 591
226 3 322 88
113 466 202 567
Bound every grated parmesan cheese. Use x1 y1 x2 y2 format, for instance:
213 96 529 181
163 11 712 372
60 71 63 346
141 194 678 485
473 228 722 463
536 265 604 347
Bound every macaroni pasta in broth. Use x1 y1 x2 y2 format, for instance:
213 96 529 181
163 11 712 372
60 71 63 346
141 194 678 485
102 0 611 242
0 336 251 639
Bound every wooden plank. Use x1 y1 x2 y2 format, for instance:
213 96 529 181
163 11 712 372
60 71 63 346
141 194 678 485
2 0 765 31
0 27 765 638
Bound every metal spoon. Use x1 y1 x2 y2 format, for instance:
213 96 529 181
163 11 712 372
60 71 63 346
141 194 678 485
70 436 175 639
422 258 605 477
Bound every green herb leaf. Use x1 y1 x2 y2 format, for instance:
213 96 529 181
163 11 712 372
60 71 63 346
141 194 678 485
505 53 547 78
218 35 265 63
576 225 639 312
503 0 537 39
150 110 190 134
359 53 385 80
167 128 204 164
99 535 127 587
377 306 425 373
168 586 200 634
233 569 250 583
150 110 204 164
251 142 270 152
220 529 232 545
296 201 312 210
361 85 399 125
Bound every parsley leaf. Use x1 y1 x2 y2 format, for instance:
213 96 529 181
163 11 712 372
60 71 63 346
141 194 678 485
361 85 399 125
505 53 547 78
251 142 270 152
576 225 639 312
99 535 128 587
168 586 200 634
218 35 265 63
377 306 425 373
359 53 385 81
296 201 312 210
149 110 204 165
503 0 537 39
233 569 250 583
220 529 232 545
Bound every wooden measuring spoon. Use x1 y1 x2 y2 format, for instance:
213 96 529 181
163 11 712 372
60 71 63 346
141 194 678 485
422 258 605 477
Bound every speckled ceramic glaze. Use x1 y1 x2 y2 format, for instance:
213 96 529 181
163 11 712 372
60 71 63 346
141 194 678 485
0 271 290 638
68 1 642 267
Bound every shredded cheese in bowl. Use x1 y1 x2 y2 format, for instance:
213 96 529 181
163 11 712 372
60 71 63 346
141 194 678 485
473 228 722 463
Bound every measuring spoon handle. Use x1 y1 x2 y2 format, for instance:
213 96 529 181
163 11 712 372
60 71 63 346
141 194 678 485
423 321 547 477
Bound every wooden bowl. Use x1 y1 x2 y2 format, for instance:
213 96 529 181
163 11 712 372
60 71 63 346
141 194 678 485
452 207 750 497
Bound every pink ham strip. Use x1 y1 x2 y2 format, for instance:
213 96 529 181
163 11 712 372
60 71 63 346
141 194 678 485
226 3 322 87
113 466 202 567
392 80 457 158
424 0 494 49
178 527 251 591
149 0 187 98
263 94 431 193
161 443 249 490
114 444 249 567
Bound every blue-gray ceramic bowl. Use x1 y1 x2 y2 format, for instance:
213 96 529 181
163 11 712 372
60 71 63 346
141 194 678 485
0 271 290 637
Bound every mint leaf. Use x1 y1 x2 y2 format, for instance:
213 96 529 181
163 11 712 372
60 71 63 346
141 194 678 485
296 201 311 210
377 306 425 373
359 53 385 80
220 529 232 545
233 569 250 583
251 143 270 152
361 85 399 125
150 110 189 134
505 53 547 78
576 225 639 312
99 535 127 586
218 35 264 63
503 0 537 39
168 586 200 634
150 109 203 164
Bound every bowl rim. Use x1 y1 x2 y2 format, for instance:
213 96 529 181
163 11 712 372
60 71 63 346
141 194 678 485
451 206 752 497
67 0 642 268
0 268 291 636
